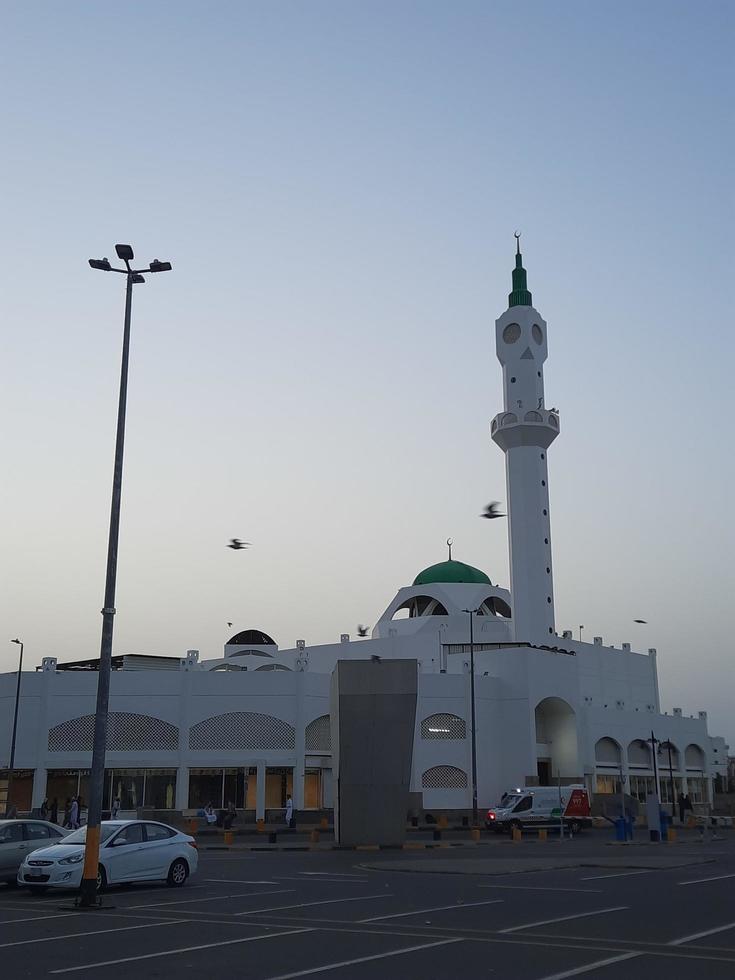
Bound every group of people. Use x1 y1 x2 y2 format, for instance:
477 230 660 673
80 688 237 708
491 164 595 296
39 796 80 828
199 796 296 829
677 792 694 823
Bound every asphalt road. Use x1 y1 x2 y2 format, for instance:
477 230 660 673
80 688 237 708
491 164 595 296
1 831 734 979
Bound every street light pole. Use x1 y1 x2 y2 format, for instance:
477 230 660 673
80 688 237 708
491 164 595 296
79 246 171 908
463 608 479 828
664 741 676 820
6 639 24 816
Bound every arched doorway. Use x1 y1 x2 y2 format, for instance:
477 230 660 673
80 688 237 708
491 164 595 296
534 697 579 782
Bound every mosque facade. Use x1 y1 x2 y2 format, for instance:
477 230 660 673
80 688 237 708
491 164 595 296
1 247 728 819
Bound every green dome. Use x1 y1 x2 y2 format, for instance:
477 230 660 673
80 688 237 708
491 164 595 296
413 560 491 586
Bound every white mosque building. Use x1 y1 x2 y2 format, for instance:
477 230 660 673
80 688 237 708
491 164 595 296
1 244 728 821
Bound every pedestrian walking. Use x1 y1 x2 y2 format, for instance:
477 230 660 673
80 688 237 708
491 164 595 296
678 793 686 824
285 795 294 829
69 796 80 830
62 798 71 828
40 799 49 821
111 796 121 819
223 801 237 830
50 798 58 824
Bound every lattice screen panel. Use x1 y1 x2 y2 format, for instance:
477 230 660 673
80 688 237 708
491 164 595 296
48 712 179 752
189 711 295 750
422 765 468 789
420 713 466 740
305 715 331 751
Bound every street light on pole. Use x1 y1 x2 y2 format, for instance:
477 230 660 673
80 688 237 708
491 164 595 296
5 639 24 817
78 245 171 908
462 608 479 828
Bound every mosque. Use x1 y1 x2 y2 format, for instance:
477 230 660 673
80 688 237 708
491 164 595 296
1 244 728 821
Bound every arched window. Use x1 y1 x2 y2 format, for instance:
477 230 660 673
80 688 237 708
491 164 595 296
48 713 178 752
392 596 448 619
595 737 622 766
685 744 705 771
627 739 652 768
524 410 543 422
420 713 466 740
254 663 291 671
501 412 518 425
189 712 295 750
422 766 467 789
305 715 331 752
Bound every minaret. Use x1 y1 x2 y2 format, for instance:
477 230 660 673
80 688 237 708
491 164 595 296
491 235 559 641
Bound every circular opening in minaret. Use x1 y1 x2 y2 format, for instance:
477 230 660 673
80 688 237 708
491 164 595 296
549 627 554 634
546 567 550 573
540 453 545 459
503 323 521 344
547 597 552 603
532 324 543 345
544 537 548 544
543 509 547 515
510 377 516 383
537 371 541 378
541 480 546 486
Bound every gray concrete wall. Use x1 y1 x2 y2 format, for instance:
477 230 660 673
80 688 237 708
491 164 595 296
331 659 417 846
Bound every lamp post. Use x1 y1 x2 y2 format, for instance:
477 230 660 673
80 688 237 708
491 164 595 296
662 740 676 820
5 639 24 816
79 245 171 908
462 608 479 828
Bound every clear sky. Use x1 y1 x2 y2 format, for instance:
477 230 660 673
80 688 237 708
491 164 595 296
1 2 733 743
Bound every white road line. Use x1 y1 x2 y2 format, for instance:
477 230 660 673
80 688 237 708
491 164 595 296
360 898 503 922
679 873 735 886
0 913 79 925
479 884 602 893
50 927 313 973
263 938 463 980
669 921 735 945
300 872 366 878
534 952 641 980
580 871 652 881
204 879 277 885
0 919 184 950
499 906 629 934
236 893 390 915
126 888 294 909
274 876 370 884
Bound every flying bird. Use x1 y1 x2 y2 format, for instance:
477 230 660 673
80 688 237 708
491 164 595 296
633 619 647 624
357 625 369 637
481 502 505 519
227 622 233 628
227 539 251 550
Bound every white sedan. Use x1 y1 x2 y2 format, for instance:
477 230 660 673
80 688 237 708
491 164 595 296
17 820 198 893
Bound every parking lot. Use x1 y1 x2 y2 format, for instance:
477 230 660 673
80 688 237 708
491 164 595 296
1 831 734 979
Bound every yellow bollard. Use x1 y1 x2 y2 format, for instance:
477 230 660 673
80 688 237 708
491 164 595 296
310 829 320 844
256 818 266 833
471 827 481 842
187 818 198 835
539 828 548 842
438 815 448 829
666 827 677 843
223 830 234 846
512 826 522 843
320 816 329 829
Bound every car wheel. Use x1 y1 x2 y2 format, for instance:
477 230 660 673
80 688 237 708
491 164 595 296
167 858 188 888
96 865 107 893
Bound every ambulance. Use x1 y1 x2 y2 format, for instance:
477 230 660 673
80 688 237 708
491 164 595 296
485 785 591 834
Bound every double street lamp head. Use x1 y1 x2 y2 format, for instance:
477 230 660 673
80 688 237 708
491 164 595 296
88 246 172 279
11 639 21 646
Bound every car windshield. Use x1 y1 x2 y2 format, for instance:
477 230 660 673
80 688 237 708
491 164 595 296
498 794 521 807
57 825 119 845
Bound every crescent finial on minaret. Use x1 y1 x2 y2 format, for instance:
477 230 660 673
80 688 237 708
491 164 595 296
514 230 521 254
446 537 453 561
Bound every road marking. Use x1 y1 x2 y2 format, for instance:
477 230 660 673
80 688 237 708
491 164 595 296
204 879 278 885
236 893 390 915
274 876 370 884
360 899 503 922
0 913 79 925
0 918 184 949
580 871 652 881
262 938 463 979
479 884 602 893
669 921 735 945
500 906 629 933
126 888 294 909
300 872 366 878
679 873 735 886
50 927 313 973
534 952 641 980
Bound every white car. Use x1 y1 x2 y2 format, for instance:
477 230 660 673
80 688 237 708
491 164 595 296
17 820 198 893
0 820 69 885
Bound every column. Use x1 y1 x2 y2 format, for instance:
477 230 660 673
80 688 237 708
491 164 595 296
175 766 189 811
294 673 306 811
255 760 266 821
31 768 48 810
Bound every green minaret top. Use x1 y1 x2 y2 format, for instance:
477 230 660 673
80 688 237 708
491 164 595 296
508 231 532 308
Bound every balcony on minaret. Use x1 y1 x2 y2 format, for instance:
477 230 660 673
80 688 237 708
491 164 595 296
491 407 560 450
